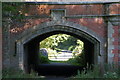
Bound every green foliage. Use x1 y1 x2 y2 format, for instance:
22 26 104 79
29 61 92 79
49 60 67 63
117 67 120 78
67 50 86 66
40 34 84 52
57 36 77 50
2 3 26 20
103 64 120 78
73 65 100 78
39 54 49 64
103 72 118 78
74 64 120 78
40 34 84 65
47 48 58 59
67 57 80 66
40 34 70 49
2 68 40 78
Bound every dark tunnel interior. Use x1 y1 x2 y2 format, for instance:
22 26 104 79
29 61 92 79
23 31 96 76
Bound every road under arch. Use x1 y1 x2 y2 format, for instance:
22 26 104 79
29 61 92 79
16 21 104 76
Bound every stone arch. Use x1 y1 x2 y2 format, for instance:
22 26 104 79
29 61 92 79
16 20 105 72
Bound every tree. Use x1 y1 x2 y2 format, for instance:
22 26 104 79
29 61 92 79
40 34 70 49
40 34 84 52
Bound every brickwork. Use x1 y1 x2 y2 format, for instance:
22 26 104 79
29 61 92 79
108 3 120 66
24 5 103 16
0 27 2 74
2 2 120 71
119 26 120 66
112 26 120 66
10 5 104 35
16 20 105 70
109 3 120 15
67 18 106 37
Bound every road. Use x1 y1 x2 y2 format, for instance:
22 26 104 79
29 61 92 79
35 62 83 77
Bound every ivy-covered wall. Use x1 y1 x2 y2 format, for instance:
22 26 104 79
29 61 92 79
2 2 120 69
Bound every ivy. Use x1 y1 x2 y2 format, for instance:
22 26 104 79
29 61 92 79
2 3 26 20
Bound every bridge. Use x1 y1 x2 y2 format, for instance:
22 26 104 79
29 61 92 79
1 1 120 75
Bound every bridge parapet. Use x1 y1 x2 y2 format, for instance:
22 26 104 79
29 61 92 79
2 2 120 72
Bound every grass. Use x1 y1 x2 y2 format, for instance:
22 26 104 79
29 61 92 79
39 55 50 64
73 64 120 78
2 68 48 79
49 60 67 63
2 64 120 78
2 68 39 78
49 58 85 66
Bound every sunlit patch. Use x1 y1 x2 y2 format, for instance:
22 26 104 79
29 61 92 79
33 26 37 29
110 11 117 15
94 18 103 24
10 19 50 33
79 18 84 23
25 13 28 16
19 11 23 14
37 5 50 14
19 63 24 70
49 52 73 61
40 34 84 62
109 4 120 15
39 76 46 78
116 4 120 7
71 5 76 8
10 28 17 33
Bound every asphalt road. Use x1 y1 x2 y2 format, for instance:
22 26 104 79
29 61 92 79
35 62 83 77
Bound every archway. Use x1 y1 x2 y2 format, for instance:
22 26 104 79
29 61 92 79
16 20 104 74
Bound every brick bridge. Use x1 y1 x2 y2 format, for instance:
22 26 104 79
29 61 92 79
1 2 120 73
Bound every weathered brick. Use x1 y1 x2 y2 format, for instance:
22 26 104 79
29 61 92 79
119 61 120 65
0 28 2 73
119 54 120 57
119 58 120 61
25 5 103 16
113 26 119 29
109 4 120 14
112 49 119 54
114 57 119 62
67 18 106 37
0 27 2 34
112 34 119 37
113 41 120 45
2 2 120 71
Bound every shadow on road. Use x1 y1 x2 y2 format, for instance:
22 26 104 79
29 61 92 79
34 62 84 77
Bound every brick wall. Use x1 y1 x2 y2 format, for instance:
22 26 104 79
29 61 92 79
112 25 120 67
112 26 119 66
0 26 2 73
10 4 106 38
67 18 106 37
2 2 120 69
109 3 120 66
118 26 120 66
24 5 103 16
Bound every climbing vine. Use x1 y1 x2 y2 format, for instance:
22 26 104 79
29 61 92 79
2 3 26 19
